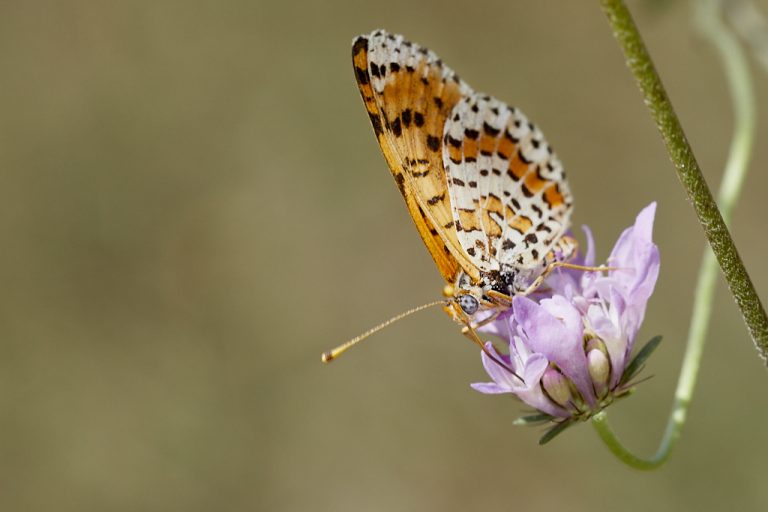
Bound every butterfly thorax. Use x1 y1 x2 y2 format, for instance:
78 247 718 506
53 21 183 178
452 266 537 315
451 234 578 316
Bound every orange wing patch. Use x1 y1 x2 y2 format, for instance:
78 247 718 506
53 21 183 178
352 32 480 283
442 94 573 270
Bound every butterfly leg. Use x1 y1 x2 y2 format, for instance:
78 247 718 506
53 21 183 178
520 261 617 296
461 322 521 380
445 302 520 379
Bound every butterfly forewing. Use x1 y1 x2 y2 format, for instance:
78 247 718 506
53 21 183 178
352 31 480 283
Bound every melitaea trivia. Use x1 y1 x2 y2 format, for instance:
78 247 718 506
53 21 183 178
323 30 580 362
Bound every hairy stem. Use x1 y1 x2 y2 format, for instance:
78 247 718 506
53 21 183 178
600 0 768 360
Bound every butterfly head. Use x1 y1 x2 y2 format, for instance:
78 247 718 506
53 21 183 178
447 274 507 317
457 294 480 315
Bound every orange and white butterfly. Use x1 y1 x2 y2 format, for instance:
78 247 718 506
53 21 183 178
323 30 581 362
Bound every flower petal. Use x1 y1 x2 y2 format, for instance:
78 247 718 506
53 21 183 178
470 382 512 394
512 296 596 405
607 202 659 298
478 343 517 390
582 225 596 268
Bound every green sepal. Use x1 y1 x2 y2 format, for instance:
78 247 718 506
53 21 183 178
513 413 555 426
620 335 662 386
539 419 574 445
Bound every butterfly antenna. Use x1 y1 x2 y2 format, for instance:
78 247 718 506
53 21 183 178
321 300 446 363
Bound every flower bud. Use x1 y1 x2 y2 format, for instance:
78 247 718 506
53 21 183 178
585 335 607 355
588 349 610 398
542 368 572 408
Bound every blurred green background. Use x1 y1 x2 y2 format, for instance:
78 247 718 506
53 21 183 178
1 0 767 510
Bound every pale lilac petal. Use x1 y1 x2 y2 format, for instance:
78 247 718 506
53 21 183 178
582 225 596 268
578 225 601 294
512 296 596 405
479 343 517 390
471 382 512 394
522 353 550 384
608 202 658 295
477 309 514 338
587 303 618 341
587 292 630 387
540 295 582 334
543 268 580 299
629 242 660 306
516 389 569 418
517 354 567 417
632 202 656 241
471 342 567 416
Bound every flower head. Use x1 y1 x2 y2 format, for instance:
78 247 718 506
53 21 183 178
472 203 661 435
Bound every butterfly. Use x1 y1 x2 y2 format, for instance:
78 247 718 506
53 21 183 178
322 30 583 362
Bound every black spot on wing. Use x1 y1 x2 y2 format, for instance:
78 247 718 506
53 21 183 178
392 117 402 137
427 193 445 205
394 172 405 194
483 122 500 137
402 109 412 127
352 37 368 58
521 184 534 198
368 113 383 136
355 67 369 85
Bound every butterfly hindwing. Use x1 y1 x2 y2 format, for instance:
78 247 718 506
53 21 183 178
442 93 573 271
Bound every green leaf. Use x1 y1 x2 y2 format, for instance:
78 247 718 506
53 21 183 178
513 413 554 426
539 419 574 445
620 335 662 385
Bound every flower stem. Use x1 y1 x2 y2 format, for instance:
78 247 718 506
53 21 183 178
599 0 768 362
591 411 673 470
593 0 758 469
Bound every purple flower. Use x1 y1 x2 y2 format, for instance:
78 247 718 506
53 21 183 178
472 203 661 429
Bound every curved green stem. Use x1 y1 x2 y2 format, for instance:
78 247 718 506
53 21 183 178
592 410 677 470
593 0 758 469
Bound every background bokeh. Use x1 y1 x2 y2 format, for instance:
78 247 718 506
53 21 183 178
1 1 767 510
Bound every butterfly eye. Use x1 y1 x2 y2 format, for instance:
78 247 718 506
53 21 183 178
458 294 479 315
